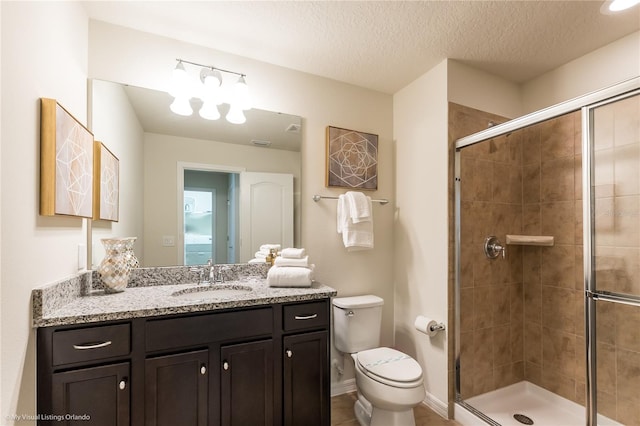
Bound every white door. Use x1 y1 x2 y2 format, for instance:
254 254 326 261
239 172 294 262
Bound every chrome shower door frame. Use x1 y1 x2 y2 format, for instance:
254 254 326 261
583 88 640 426
453 77 640 426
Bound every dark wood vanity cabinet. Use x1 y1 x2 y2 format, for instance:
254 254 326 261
37 298 330 426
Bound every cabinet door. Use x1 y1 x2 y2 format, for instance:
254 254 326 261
145 350 208 426
51 362 129 426
220 339 274 426
283 331 329 426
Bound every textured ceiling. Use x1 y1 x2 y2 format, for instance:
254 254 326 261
83 1 640 94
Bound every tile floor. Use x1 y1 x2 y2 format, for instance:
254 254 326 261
331 392 462 426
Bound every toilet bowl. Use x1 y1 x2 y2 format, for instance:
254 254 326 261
352 347 425 426
332 295 425 426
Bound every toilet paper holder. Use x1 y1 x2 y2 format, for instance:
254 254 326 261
414 315 446 337
429 322 446 333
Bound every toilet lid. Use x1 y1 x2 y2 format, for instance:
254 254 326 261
357 347 422 383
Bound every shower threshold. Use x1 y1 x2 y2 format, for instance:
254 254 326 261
456 381 621 426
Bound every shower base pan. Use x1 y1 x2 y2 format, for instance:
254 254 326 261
455 381 621 426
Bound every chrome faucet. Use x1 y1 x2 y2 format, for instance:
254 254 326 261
211 263 228 284
189 259 212 285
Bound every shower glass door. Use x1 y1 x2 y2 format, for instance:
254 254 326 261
586 90 640 426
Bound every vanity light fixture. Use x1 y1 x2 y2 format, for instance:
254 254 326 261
169 59 252 123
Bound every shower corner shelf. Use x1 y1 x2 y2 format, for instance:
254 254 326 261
506 234 554 247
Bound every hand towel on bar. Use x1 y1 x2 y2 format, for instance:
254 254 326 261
267 265 314 287
274 256 309 268
280 247 306 259
337 194 374 250
345 191 371 223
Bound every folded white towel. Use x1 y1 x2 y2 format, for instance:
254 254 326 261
274 256 309 268
337 194 374 250
267 265 314 287
254 250 268 259
260 243 281 252
280 247 306 259
248 258 265 264
346 191 371 223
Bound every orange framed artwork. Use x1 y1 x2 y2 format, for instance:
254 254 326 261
40 98 94 218
93 141 120 222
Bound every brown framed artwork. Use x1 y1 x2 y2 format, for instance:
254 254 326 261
325 126 378 190
40 98 94 218
93 141 120 222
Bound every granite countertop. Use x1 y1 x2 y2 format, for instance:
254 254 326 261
32 266 337 328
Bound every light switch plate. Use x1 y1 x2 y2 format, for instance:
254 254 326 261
162 235 175 247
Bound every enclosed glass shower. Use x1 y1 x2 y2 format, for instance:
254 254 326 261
454 80 639 426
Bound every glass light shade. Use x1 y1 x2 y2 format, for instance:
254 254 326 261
199 102 221 120
200 68 223 104
609 0 639 10
170 97 193 116
169 62 193 98
233 76 252 110
226 105 246 124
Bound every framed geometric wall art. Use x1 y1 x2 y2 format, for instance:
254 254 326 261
93 141 120 222
40 98 94 218
325 126 378 190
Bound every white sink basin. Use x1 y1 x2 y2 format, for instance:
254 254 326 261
172 285 253 301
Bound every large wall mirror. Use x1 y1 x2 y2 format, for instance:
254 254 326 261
89 79 302 268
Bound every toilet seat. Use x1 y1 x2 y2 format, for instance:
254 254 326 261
356 347 423 388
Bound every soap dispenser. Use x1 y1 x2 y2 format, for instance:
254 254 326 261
265 248 277 266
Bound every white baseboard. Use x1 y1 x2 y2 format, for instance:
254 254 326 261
421 390 449 419
331 378 357 397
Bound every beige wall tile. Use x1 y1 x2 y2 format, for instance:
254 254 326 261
541 156 575 202
541 244 575 288
614 143 640 196
616 348 640 402
616 304 640 353
542 329 577 378
524 322 542 365
542 285 577 334
525 361 542 386
614 195 640 248
494 325 512 367
541 201 576 245
613 95 640 148
541 114 575 162
596 342 617 396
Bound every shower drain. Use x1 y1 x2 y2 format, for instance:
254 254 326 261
513 414 534 425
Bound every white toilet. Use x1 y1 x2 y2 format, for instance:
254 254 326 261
333 295 425 426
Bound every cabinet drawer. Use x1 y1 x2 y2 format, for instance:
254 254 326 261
52 323 131 366
283 300 329 332
146 307 273 352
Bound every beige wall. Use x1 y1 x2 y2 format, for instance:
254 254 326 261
0 2 89 421
88 21 396 390
522 31 640 114
393 60 450 411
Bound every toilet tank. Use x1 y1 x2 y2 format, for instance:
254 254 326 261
332 295 384 353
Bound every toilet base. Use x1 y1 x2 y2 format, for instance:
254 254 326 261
353 396 417 426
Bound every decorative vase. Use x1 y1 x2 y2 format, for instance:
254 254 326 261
98 238 133 293
122 237 140 269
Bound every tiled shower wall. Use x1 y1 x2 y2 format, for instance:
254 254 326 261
456 110 585 399
454 95 640 424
